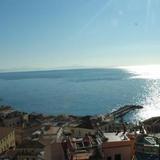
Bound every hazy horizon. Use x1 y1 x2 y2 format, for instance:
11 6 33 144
0 64 160 74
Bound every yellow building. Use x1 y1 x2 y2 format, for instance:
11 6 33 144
0 127 16 154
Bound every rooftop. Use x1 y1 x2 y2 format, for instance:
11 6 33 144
17 140 44 149
143 116 160 125
0 106 12 111
43 126 61 135
67 134 99 152
0 107 15 116
136 135 159 146
103 132 129 142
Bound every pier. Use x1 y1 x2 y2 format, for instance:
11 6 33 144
107 105 143 119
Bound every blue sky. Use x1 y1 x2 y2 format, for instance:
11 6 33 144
0 0 160 71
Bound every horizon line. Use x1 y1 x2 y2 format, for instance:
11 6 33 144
0 64 159 74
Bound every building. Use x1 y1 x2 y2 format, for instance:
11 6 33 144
0 149 17 160
143 116 160 133
3 115 22 127
64 127 96 138
42 126 63 140
135 134 159 160
65 135 101 160
101 132 134 160
63 127 103 160
16 140 45 160
15 124 42 144
0 127 16 154
0 106 27 128
99 120 121 133
40 126 65 160
0 106 15 118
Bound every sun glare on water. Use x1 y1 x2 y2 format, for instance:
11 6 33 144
121 65 160 80
121 65 160 120
138 80 160 120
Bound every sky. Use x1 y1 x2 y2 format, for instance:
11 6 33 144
0 0 160 71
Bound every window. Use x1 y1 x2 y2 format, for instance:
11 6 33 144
115 154 121 160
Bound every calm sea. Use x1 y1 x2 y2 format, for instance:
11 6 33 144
0 67 160 121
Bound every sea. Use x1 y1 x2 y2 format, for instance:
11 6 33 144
0 65 160 121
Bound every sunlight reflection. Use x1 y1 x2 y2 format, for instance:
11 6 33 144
137 80 160 120
121 65 160 121
121 65 160 79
